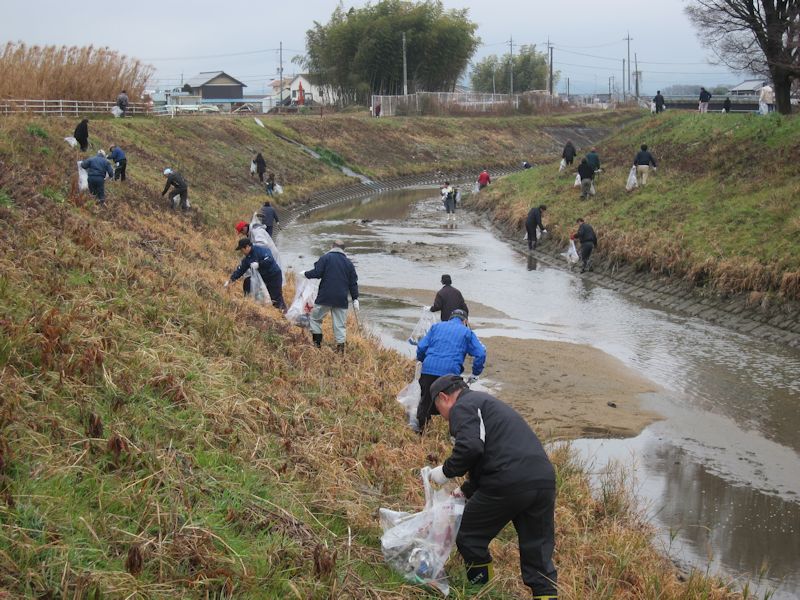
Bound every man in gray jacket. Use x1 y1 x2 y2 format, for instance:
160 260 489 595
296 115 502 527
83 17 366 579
429 374 557 600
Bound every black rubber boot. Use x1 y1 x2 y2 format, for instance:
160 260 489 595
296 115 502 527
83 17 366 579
466 563 493 586
312 333 322 348
336 343 345 354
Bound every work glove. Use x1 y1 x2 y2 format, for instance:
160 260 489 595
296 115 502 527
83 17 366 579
467 374 478 384
430 465 449 485
223 280 230 288
408 337 418 346
250 262 259 270
353 299 360 311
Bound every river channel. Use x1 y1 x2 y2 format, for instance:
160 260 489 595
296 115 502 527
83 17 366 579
279 188 800 599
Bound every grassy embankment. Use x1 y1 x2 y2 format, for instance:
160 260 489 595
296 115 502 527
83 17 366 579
0 113 744 598
470 111 800 303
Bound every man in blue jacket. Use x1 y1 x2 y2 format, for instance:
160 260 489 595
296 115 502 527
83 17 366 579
80 150 114 205
109 145 127 181
304 240 359 352
429 374 557 600
414 309 485 432
225 238 286 311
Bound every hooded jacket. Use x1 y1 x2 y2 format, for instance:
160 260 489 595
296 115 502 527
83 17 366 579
80 155 113 181
562 142 576 161
578 160 594 180
304 248 358 309
431 285 469 321
416 316 486 377
162 171 188 195
442 389 555 493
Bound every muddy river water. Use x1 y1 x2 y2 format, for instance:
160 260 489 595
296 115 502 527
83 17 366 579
279 189 800 598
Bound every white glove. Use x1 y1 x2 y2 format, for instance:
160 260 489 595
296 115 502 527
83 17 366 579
467 374 478 384
430 465 449 485
353 299 360 311
223 280 230 288
250 262 259 270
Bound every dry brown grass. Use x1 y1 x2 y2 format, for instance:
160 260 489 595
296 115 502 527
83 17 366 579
0 42 152 101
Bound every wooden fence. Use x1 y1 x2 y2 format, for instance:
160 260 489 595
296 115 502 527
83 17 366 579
0 99 150 116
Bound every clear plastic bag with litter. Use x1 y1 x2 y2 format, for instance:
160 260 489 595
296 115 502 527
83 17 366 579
77 161 89 192
64 136 78 148
111 106 123 118
626 166 638 191
409 307 438 345
562 239 579 264
559 158 566 172
247 266 271 305
379 466 465 596
396 362 422 431
285 277 319 328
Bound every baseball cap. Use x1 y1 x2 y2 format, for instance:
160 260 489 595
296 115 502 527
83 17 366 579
430 374 466 401
235 221 248 234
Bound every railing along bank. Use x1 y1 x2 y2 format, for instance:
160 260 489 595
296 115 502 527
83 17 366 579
0 99 149 116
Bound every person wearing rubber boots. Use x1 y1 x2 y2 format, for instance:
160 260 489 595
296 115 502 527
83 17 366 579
429 374 558 600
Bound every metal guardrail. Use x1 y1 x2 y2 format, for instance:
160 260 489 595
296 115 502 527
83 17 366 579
0 99 149 116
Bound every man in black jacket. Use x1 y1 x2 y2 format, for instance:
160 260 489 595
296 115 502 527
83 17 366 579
561 140 576 166
429 374 557 600
74 119 89 151
653 91 665 113
526 205 547 250
573 218 597 273
633 144 657 186
577 158 595 200
430 274 468 321
698 87 712 113
304 240 359 352
162 168 190 210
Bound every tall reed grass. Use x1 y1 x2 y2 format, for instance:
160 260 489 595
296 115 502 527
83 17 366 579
0 42 152 101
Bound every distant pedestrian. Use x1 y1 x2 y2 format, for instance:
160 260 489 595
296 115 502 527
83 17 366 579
257 201 280 237
375 103 381 118
225 238 286 310
477 168 491 189
526 204 547 250
116 90 129 116
254 152 267 182
633 144 657 186
161 168 190 211
759 84 774 114
562 140 576 166
441 181 456 221
653 90 665 114
430 274 469 322
304 240 359 353
80 150 113 205
522 161 532 169
585 147 601 175
723 97 732 114
577 158 595 200
74 119 89 151
265 172 276 197
414 310 486 432
698 87 712 113
573 217 597 273
109 145 127 181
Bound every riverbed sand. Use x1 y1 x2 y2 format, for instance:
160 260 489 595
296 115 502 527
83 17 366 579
480 336 661 439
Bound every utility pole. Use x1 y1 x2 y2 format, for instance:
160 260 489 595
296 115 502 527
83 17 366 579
622 59 626 102
634 53 639 99
624 32 633 95
566 77 570 100
402 32 408 96
509 36 514 95
608 76 612 100
549 43 554 96
492 69 496 94
279 42 284 110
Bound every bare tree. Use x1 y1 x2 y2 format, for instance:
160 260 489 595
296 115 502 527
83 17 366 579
685 0 799 114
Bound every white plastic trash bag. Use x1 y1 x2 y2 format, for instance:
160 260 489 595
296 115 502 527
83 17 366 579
274 183 284 195
247 266 271 305
250 160 257 175
254 117 264 128
650 101 656 114
64 136 79 148
379 466 465 596
250 213 284 279
590 181 596 196
562 240 579 264
559 158 566 172
396 362 422 431
111 106 123 118
625 166 638 192
472 181 479 194
286 277 319 328
409 307 438 344
574 173 581 188
77 161 89 192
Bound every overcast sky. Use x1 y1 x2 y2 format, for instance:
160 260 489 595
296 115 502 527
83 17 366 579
3 0 743 96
